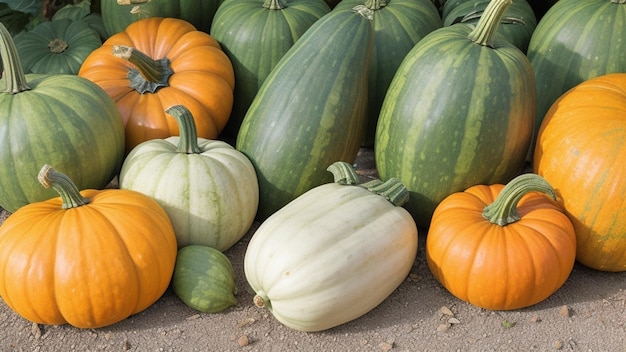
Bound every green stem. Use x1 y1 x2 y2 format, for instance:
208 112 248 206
263 0 287 9
467 0 512 47
364 0 388 9
482 173 557 226
112 45 173 94
166 105 202 154
327 161 361 185
48 38 68 53
326 161 410 206
38 164 90 209
352 5 375 20
0 22 31 94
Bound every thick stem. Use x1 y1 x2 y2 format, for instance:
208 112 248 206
352 5 375 20
113 45 173 93
327 161 361 185
48 38 68 53
467 0 512 47
166 105 202 154
326 161 410 206
364 0 388 10
253 291 272 311
38 164 90 209
482 173 556 226
0 22 31 94
263 0 287 9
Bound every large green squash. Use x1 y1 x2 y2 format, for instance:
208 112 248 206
100 0 220 36
0 22 125 213
527 0 626 149
210 0 331 140
442 0 537 53
14 18 101 75
375 0 535 227
334 0 442 147
236 7 374 221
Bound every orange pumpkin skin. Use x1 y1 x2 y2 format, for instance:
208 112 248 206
426 182 576 310
0 188 178 328
78 17 235 153
534 73 626 272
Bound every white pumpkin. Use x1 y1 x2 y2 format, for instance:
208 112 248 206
244 162 418 332
119 105 259 251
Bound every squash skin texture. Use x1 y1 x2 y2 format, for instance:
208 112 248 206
244 179 418 332
533 73 626 272
375 21 535 228
0 187 178 328
426 179 576 310
236 8 374 221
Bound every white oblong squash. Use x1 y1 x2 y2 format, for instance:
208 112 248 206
243 162 418 332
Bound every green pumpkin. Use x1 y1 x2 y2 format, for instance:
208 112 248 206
0 22 125 213
527 0 626 148
119 105 259 251
14 19 101 75
100 0 220 36
236 7 374 221
442 0 537 53
172 245 238 313
375 0 535 227
334 0 442 147
210 0 331 140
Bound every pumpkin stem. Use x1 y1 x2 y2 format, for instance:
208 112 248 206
352 5 375 20
253 291 272 311
363 0 388 10
327 161 361 185
263 0 287 9
38 164 90 209
361 178 410 207
0 22 31 94
482 173 557 226
112 45 173 94
48 38 68 53
166 105 202 154
467 0 512 47
327 161 410 206
452 10 526 26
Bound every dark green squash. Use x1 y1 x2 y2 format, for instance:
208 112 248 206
0 22 125 213
334 0 442 147
14 18 101 75
210 0 331 140
100 0 220 36
236 7 374 221
375 0 535 227
527 0 626 150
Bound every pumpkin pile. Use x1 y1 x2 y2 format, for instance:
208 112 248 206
0 0 624 333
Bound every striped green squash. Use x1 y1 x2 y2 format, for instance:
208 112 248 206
527 0 626 145
442 0 537 53
211 0 331 140
236 7 374 221
172 245 238 313
0 22 125 213
375 0 535 227
334 0 442 147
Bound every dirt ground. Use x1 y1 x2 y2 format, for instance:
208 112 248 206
1 149 625 352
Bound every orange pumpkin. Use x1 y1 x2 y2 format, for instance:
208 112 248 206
426 173 576 310
78 17 235 153
0 165 178 328
534 73 626 272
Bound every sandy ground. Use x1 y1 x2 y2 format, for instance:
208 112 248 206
1 149 625 352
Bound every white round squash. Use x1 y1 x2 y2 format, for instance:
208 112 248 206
244 162 418 332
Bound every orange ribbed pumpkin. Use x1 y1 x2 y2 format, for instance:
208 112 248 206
78 17 234 153
426 174 576 310
534 73 626 272
0 165 177 328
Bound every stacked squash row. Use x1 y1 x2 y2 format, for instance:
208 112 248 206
0 0 624 333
